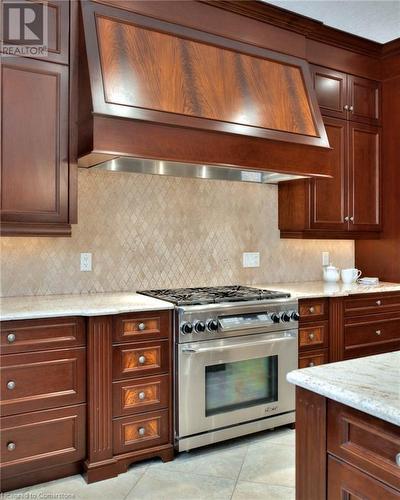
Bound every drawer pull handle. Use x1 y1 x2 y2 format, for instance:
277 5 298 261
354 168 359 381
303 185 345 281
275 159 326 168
138 355 146 365
6 380 16 390
396 453 400 466
138 391 146 400
7 442 16 451
309 333 315 340
376 330 382 336
138 427 146 437
309 362 315 367
7 333 16 343
138 323 146 331
309 307 315 314
376 300 382 306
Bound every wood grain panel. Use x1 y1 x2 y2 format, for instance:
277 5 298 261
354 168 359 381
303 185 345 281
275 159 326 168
113 311 171 343
344 293 400 317
296 387 327 500
113 374 169 417
299 299 328 322
0 348 86 416
329 297 344 362
96 15 316 137
328 401 400 491
113 340 169 380
0 404 86 478
298 349 328 368
113 409 169 454
349 76 381 125
299 322 328 350
0 317 85 354
311 65 348 119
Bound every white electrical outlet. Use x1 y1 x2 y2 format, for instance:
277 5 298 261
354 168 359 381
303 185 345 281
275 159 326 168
243 252 260 268
80 253 92 272
322 252 330 266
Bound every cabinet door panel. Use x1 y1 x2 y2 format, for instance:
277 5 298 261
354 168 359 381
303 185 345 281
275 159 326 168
310 117 348 230
349 76 381 125
1 57 69 223
349 123 381 232
311 65 348 119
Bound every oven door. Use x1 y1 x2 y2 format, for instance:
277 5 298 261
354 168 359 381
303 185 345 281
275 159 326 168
178 330 297 438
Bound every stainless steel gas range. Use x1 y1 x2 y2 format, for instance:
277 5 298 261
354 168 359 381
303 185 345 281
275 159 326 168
138 285 298 451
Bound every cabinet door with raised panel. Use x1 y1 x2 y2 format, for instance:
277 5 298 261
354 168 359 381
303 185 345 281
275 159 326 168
348 123 381 232
349 76 381 125
1 57 69 225
310 65 348 119
310 117 349 231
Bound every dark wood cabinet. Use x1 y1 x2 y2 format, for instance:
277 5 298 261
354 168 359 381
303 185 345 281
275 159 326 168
311 65 381 125
298 299 329 368
279 118 381 238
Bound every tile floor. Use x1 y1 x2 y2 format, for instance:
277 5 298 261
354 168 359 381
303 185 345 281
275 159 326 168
4 427 295 500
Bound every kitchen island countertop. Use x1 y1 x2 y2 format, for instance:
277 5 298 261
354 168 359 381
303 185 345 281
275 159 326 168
287 351 400 426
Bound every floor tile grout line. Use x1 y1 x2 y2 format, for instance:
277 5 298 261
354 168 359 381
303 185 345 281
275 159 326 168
122 468 148 500
229 443 249 500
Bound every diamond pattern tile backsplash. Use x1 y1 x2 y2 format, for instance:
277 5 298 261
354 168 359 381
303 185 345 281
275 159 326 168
0 169 354 297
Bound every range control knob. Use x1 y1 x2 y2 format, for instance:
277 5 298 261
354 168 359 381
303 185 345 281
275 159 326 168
181 322 193 335
194 321 206 333
281 312 291 322
291 311 300 321
207 319 219 332
270 313 280 323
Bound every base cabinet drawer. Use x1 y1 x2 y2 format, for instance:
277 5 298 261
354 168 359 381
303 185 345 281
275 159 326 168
113 409 169 455
299 349 328 368
113 340 170 380
0 317 86 354
299 299 328 322
328 456 400 500
344 293 400 317
113 374 169 417
0 348 86 416
0 404 86 478
299 322 328 350
113 311 171 343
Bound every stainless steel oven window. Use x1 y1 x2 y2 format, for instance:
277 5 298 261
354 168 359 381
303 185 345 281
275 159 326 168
205 355 278 416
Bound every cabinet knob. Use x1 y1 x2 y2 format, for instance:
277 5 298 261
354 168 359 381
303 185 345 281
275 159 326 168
138 355 146 365
349 216 354 222
309 333 315 340
344 104 349 110
396 452 400 466
138 391 146 400
138 322 146 331
7 442 16 451
309 306 315 314
7 380 16 390
376 330 382 336
344 216 349 222
7 333 16 344
138 427 146 437
376 300 382 306
349 105 354 112
309 362 315 367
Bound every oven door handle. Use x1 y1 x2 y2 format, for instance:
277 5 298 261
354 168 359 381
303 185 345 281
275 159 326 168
181 334 295 354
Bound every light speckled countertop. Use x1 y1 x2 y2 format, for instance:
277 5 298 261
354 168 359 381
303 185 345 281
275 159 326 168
255 280 400 299
0 292 173 321
287 351 400 426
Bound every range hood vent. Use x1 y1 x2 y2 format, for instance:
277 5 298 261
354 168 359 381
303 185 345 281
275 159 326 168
92 157 308 184
78 1 333 182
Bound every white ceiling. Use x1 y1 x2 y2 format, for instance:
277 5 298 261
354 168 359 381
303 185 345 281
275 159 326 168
264 0 400 43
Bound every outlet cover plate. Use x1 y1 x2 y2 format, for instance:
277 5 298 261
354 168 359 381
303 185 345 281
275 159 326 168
243 252 260 268
80 253 92 272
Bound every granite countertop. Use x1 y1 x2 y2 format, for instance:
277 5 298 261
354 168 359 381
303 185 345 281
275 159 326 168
287 351 400 426
255 280 400 299
0 292 174 321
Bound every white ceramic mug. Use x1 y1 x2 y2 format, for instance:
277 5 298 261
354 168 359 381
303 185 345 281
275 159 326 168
341 268 362 284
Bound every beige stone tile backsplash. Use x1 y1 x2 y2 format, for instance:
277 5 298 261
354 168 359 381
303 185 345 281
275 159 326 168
0 169 354 297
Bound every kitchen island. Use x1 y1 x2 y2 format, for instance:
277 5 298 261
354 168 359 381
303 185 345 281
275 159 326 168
287 352 400 499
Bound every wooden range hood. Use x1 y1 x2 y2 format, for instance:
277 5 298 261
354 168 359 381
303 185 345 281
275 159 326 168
78 0 333 182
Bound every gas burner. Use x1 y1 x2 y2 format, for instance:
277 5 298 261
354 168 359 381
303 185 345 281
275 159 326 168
138 285 290 306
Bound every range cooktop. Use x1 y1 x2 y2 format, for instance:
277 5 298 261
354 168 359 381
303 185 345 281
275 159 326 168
138 285 290 306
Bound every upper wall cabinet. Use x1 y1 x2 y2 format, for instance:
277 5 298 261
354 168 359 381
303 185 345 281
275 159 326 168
80 1 329 149
311 65 381 125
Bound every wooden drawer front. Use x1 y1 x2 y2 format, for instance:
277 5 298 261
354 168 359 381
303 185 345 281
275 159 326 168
344 293 400 317
299 322 328 350
344 314 400 359
113 310 171 343
113 409 169 454
298 349 328 368
328 456 399 500
299 299 328 322
0 317 86 354
1 404 86 477
328 401 400 491
0 348 86 416
113 340 169 380
113 374 169 417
